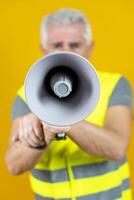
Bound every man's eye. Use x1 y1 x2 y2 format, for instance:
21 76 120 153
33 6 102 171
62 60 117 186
70 43 81 49
53 43 63 49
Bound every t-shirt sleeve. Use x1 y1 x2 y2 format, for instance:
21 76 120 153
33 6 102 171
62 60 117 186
12 95 31 120
108 77 133 108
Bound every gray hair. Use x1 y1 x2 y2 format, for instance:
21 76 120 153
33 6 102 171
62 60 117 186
40 8 93 48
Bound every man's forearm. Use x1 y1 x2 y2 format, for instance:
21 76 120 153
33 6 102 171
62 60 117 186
5 141 46 175
67 120 127 160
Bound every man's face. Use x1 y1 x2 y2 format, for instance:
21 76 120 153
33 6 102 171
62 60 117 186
42 23 93 59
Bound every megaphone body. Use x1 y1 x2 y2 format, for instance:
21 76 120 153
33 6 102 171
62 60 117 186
24 52 100 139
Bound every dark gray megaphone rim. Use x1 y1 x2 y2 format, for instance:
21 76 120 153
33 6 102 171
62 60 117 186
24 51 100 126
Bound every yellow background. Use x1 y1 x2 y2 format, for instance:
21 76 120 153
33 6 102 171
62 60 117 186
0 0 134 199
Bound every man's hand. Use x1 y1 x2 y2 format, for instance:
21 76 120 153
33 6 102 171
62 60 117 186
5 113 48 175
11 113 71 148
5 112 71 175
42 122 71 145
12 113 45 148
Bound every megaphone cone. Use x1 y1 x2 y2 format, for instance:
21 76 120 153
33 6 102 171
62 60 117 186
24 52 100 127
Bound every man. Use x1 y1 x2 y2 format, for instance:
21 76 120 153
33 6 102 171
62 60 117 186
5 9 133 200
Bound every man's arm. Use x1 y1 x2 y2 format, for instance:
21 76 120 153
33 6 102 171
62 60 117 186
5 96 70 175
5 113 47 175
67 77 133 160
67 105 132 160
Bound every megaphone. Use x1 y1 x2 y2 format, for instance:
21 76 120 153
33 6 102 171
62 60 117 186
24 52 100 139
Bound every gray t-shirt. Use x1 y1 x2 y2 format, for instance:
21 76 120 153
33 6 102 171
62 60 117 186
12 77 133 119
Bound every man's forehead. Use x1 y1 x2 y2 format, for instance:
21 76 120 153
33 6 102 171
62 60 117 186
46 23 85 41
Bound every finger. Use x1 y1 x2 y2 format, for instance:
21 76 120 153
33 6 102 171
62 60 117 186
19 128 31 147
23 126 43 147
20 119 44 148
34 123 44 140
20 132 45 148
28 129 45 145
27 137 40 148
19 122 35 147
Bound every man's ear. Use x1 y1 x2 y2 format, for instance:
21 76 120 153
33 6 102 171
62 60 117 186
40 43 48 54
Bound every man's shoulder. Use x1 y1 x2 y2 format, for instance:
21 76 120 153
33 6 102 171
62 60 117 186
97 71 123 87
97 71 131 86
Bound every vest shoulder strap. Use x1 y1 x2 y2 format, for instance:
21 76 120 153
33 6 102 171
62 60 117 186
17 85 26 103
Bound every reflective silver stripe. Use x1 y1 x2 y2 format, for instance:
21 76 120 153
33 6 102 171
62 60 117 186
72 158 126 179
35 195 52 200
34 178 130 200
32 168 69 183
35 194 71 200
32 159 126 183
76 178 130 200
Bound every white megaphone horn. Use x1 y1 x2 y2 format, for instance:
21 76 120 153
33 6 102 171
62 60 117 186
24 52 100 140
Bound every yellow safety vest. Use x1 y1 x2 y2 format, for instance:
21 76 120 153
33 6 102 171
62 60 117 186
17 71 132 200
